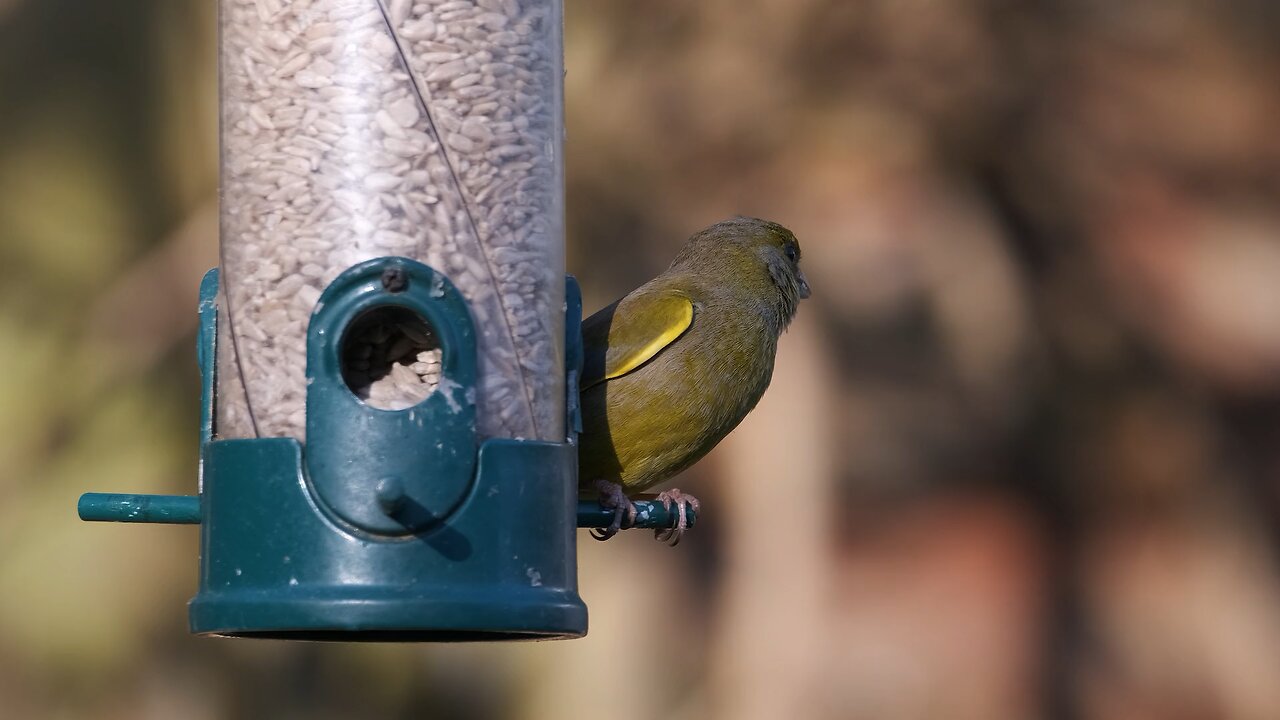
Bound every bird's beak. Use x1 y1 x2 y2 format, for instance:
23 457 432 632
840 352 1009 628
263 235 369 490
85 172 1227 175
798 270 811 299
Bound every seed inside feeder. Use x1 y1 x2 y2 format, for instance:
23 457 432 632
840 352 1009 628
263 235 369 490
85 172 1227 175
217 0 566 441
341 308 443 411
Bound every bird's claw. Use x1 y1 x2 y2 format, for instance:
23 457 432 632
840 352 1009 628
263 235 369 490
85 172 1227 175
591 480 637 541
654 489 700 546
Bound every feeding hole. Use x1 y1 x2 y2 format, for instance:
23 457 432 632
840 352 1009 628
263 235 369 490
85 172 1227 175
341 307 442 410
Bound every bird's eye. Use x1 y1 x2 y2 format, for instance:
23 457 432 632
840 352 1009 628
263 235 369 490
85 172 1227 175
784 244 798 263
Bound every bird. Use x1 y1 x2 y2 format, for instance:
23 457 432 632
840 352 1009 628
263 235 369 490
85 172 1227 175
577 217 810 545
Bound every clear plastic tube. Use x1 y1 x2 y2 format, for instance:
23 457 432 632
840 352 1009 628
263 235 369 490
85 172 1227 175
217 0 565 442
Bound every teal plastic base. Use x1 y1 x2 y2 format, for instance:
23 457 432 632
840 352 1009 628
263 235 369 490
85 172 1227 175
191 437 585 640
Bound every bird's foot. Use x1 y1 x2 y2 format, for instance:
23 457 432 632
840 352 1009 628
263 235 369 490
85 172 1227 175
591 480 637 541
654 489 700 546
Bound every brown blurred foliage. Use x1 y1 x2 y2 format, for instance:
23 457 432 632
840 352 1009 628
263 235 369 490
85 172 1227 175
2 0 1280 718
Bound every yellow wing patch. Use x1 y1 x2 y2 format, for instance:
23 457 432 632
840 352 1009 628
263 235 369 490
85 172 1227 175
581 291 695 390
604 295 694 380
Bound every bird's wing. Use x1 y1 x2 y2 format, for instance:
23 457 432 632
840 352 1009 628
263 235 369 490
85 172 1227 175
580 288 694 391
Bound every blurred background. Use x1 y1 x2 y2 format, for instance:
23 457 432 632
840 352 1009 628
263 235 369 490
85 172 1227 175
2 0 1280 718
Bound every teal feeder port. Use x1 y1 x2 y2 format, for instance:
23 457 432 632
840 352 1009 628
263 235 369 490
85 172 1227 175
77 262 695 641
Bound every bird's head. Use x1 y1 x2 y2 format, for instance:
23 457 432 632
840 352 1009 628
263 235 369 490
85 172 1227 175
671 216 810 326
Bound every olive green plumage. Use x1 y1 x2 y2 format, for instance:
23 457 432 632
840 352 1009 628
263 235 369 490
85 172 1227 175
577 217 809 494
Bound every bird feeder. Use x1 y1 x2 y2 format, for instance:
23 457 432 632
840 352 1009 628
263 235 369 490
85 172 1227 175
76 0 693 641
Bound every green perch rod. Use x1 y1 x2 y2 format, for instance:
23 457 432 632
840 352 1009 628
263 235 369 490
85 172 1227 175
78 492 696 530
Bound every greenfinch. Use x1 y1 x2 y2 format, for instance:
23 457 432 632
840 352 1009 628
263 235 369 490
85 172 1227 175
578 217 810 544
